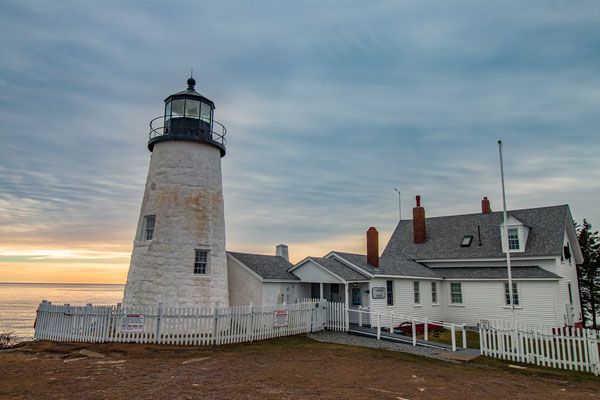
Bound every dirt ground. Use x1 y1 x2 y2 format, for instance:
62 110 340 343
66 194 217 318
1 335 598 400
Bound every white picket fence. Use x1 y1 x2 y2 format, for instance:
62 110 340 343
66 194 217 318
34 300 328 345
480 319 600 375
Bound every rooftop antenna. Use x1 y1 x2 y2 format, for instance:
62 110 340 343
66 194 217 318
393 188 401 220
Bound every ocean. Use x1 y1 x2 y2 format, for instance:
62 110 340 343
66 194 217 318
0 283 125 341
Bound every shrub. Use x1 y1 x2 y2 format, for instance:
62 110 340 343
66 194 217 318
0 331 18 349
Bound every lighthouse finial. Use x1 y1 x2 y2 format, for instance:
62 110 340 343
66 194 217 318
187 69 196 89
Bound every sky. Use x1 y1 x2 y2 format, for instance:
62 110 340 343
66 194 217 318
0 1 599 283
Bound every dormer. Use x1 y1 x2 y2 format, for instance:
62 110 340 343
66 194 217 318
499 215 530 253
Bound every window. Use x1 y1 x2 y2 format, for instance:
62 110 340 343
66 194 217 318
200 102 211 123
171 99 185 118
352 288 361 305
508 228 520 250
144 215 155 241
413 281 420 304
564 244 571 263
461 235 473 247
386 280 393 306
194 250 209 275
431 282 438 304
450 283 463 304
185 99 200 118
164 101 172 122
568 283 573 304
504 282 519 306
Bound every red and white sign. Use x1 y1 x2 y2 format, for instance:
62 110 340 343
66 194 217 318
121 314 144 332
273 310 289 328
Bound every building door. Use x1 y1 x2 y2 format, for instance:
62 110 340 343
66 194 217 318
330 284 341 303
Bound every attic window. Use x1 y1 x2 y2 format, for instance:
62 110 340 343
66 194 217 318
461 235 473 247
564 244 571 262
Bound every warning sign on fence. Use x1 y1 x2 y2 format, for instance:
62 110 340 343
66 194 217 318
121 314 144 332
273 310 289 328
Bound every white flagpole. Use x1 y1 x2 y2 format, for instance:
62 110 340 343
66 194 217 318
498 140 517 335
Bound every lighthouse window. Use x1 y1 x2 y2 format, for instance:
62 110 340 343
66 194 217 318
144 215 155 241
194 250 209 275
171 99 185 118
185 99 200 118
200 102 211 123
165 101 171 122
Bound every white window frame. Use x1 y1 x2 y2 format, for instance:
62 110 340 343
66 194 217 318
386 280 394 306
449 282 463 305
431 282 438 305
194 249 210 275
507 228 520 250
143 215 156 241
503 282 520 307
413 281 420 305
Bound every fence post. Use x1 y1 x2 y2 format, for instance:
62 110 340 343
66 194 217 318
154 302 163 344
358 306 362 327
412 318 416 346
451 323 457 352
424 317 428 341
377 312 381 340
462 324 467 349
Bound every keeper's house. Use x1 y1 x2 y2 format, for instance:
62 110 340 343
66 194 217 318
227 196 583 328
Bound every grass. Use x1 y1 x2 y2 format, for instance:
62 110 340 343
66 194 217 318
414 328 481 349
0 331 18 349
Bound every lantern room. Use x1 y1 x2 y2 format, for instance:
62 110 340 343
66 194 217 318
148 77 227 156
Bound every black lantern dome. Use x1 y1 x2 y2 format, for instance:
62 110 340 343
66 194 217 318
148 77 226 157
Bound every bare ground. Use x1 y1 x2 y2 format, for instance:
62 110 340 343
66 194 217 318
1 334 598 400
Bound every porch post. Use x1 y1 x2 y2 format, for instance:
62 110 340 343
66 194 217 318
344 282 349 331
319 283 323 300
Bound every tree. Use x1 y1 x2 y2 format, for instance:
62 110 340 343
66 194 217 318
576 219 600 328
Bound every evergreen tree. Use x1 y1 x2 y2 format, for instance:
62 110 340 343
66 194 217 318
576 219 600 328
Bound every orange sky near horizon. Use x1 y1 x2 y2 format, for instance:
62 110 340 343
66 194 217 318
0 232 391 284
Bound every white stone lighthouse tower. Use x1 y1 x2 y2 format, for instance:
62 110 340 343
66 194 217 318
123 77 229 309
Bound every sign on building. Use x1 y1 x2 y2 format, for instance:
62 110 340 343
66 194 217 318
121 314 145 332
372 287 385 299
273 310 289 328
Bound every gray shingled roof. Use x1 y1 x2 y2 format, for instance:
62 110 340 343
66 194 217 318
228 252 299 280
308 257 370 281
431 266 560 280
381 205 571 261
331 251 438 278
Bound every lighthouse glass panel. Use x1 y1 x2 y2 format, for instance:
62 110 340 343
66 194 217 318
200 102 211 124
171 99 185 118
164 101 171 122
185 99 200 118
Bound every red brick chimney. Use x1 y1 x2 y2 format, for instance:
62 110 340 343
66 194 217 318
413 195 426 244
366 227 379 268
481 196 491 214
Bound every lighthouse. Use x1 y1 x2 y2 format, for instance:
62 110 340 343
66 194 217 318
123 77 229 309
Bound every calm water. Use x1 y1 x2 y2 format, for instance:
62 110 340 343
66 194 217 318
0 283 125 340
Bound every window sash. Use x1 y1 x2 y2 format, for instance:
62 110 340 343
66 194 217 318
413 281 420 304
431 282 438 304
508 228 520 250
450 283 462 304
386 280 393 306
144 216 155 241
194 250 208 274
504 282 519 306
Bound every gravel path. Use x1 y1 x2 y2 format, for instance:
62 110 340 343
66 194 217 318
308 330 445 357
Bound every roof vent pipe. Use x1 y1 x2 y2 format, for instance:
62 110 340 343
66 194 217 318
413 195 426 244
366 227 379 268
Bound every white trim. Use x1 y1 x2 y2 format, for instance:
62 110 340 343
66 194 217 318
263 279 301 283
227 253 264 282
372 274 442 280
290 258 348 284
443 277 560 281
420 256 559 263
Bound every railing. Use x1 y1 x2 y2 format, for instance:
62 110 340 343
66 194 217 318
34 300 322 345
351 308 467 351
148 116 227 147
480 319 600 375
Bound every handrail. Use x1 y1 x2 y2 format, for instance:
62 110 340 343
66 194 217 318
148 115 227 147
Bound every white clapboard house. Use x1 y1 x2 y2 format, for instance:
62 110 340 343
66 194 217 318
227 197 583 328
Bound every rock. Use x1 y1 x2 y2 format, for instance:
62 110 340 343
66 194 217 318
79 349 105 358
95 360 126 365
508 364 527 370
64 357 88 363
182 357 210 364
